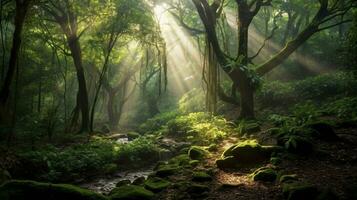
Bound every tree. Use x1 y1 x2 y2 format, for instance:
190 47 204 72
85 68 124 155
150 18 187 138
0 0 31 124
192 0 357 119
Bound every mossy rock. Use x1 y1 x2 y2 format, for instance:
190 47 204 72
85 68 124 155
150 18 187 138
155 165 179 177
169 154 191 167
216 156 237 169
285 136 314 155
218 140 276 169
144 177 170 192
188 146 208 160
116 180 131 187
103 163 118 175
305 121 338 141
252 168 277 182
192 172 212 182
279 174 298 184
283 182 319 200
127 132 141 141
110 185 154 200
0 180 107 200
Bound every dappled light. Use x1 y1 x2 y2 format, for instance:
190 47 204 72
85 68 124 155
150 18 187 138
0 0 356 200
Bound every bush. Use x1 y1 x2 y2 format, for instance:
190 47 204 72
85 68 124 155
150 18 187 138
138 111 179 134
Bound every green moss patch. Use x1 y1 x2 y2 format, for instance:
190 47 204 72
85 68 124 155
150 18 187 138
110 185 154 200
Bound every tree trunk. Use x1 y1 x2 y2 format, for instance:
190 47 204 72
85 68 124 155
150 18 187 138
67 36 90 133
0 0 30 122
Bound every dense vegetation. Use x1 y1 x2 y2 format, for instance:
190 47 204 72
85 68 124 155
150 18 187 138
0 0 357 200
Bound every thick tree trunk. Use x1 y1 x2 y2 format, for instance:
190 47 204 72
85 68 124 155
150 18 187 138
67 36 90 133
0 0 30 122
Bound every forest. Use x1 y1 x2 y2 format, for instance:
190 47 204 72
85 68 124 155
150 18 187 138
0 0 357 199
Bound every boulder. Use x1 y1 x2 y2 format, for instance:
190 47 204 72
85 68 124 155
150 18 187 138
217 140 277 169
252 168 277 182
110 185 154 200
116 180 131 187
0 180 107 200
155 165 179 177
144 177 170 192
188 146 208 160
132 177 145 185
192 172 212 182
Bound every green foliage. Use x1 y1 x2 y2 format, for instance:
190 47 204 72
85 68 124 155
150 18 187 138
166 112 232 144
323 97 357 119
138 111 179 134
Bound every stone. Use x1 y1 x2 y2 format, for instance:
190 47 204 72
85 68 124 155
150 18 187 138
127 132 141 141
192 172 212 182
188 146 208 160
132 177 145 185
252 168 277 182
279 174 298 184
144 177 170 192
116 180 131 187
306 122 338 141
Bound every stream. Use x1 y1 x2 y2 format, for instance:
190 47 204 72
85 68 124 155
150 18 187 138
79 167 154 195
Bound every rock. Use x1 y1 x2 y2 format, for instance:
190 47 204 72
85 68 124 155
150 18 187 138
132 177 145 185
188 146 208 160
0 169 11 185
116 180 131 187
103 163 118 175
110 185 154 200
144 177 170 192
127 132 141 141
169 154 191 167
192 172 212 182
0 180 107 200
217 140 276 169
285 136 314 155
155 165 179 177
216 156 237 169
306 122 338 141
283 182 319 200
279 174 298 184
252 168 277 182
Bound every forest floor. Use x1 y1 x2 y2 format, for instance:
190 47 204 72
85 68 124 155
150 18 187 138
154 124 357 200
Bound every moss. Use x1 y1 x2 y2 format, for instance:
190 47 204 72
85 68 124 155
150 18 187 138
279 174 298 184
169 154 191 167
144 177 170 192
192 172 212 182
252 168 277 182
132 177 145 185
0 180 107 200
219 140 275 169
155 165 179 177
283 182 319 200
188 146 208 160
110 185 154 200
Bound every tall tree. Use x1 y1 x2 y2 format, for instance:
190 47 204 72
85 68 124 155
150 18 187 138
192 0 356 119
0 0 31 123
